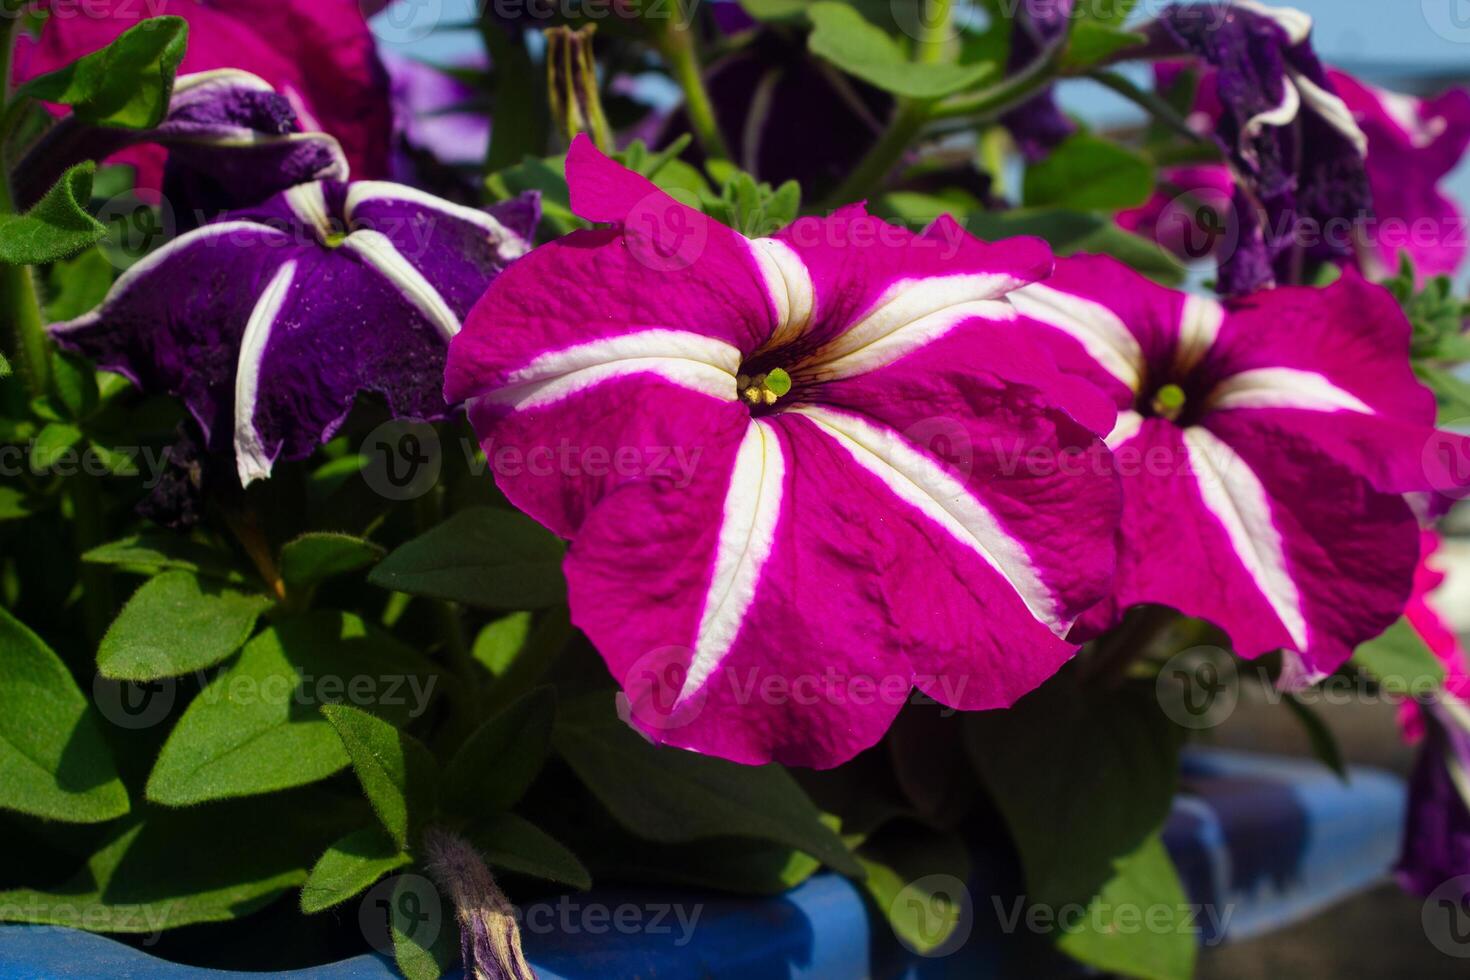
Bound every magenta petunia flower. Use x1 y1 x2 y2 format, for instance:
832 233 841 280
14 0 392 182
1398 532 1470 743
1328 70 1470 281
446 137 1124 767
1012 255 1470 680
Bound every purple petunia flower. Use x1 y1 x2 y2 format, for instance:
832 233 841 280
1000 0 1077 161
382 51 492 173
445 137 1124 768
16 70 348 216
1329 69 1470 281
1397 703 1470 904
1148 2 1370 295
51 181 537 486
1012 255 1470 680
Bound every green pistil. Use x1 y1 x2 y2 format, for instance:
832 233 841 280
738 368 793 407
1152 383 1187 422
323 230 348 248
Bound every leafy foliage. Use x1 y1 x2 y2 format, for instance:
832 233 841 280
0 163 107 266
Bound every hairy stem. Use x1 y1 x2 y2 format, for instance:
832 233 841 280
656 1 729 163
823 98 928 208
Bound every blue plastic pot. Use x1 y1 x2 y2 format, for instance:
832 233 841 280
0 749 1405 979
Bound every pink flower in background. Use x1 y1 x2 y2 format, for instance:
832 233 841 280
14 0 392 184
1328 70 1470 281
1399 532 1470 743
1012 256 1470 680
446 137 1124 768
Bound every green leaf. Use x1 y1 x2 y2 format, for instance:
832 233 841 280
49 352 101 421
0 485 32 522
146 612 438 805
0 162 106 266
1055 834 1196 980
322 703 439 850
441 687 555 818
467 812 592 890
369 507 567 610
1062 22 1147 71
1283 694 1348 781
858 827 972 955
807 2 994 99
84 531 251 584
1353 617 1446 697
965 672 1192 978
1416 365 1470 424
301 826 411 914
17 17 188 129
44 247 113 322
0 607 130 823
486 155 583 238
554 694 862 876
29 421 84 472
280 532 386 588
97 570 271 681
595 834 824 895
1024 134 1156 211
0 788 361 932
0 352 9 378
966 208 1186 285
472 611 533 678
392 873 458 980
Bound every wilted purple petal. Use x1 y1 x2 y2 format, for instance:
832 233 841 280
16 70 348 214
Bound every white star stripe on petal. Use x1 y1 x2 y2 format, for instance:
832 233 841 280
234 260 297 486
747 237 815 351
479 329 742 412
1234 0 1313 43
1176 294 1224 374
810 275 1022 381
51 222 292 336
341 230 462 341
285 182 333 242
1010 283 1146 392
1207 367 1374 415
794 405 1066 635
1290 69 1370 157
1183 426 1309 650
345 181 531 257
679 420 786 705
1107 410 1146 449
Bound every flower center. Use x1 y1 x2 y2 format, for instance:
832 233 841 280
1151 383 1188 422
738 368 792 408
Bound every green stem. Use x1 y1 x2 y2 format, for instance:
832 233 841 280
479 22 547 175
656 3 729 163
823 98 928 208
1084 606 1180 688
413 490 479 737
931 46 1061 121
1089 69 1206 146
915 0 953 65
0 7 50 402
69 474 112 642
